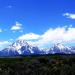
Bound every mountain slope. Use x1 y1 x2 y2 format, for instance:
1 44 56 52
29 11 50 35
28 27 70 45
0 40 41 56
48 43 74 54
0 40 75 56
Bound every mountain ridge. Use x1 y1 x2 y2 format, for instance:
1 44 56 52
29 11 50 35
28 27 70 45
0 40 75 56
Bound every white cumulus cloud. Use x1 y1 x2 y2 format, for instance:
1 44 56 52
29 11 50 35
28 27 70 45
0 41 10 50
17 26 75 48
11 22 22 31
18 33 40 40
36 27 75 48
63 13 75 19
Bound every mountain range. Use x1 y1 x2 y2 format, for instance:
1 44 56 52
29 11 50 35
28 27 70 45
0 40 75 56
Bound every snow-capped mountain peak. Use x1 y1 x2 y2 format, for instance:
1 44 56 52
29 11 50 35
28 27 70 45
8 40 41 55
54 43 66 50
0 40 75 56
12 40 28 47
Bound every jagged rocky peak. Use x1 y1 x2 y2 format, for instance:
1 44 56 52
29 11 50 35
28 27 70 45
12 40 29 47
8 40 30 51
53 43 66 50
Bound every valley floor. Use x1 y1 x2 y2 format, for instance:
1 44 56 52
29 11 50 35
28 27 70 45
0 54 75 75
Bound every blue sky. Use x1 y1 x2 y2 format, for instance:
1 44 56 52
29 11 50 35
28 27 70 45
0 0 75 49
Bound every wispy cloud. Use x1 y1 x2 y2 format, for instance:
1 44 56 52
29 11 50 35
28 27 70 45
11 22 23 31
9 39 13 41
63 13 75 19
19 30 23 33
6 5 12 8
0 28 3 32
17 26 75 48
